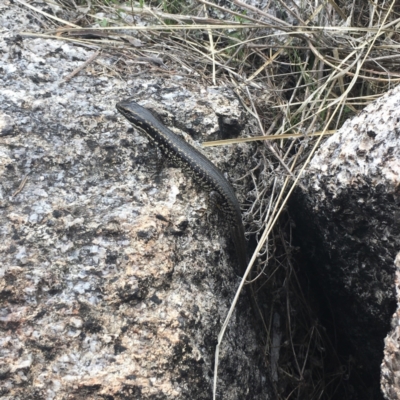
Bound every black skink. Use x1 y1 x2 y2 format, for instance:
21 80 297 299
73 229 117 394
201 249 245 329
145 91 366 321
116 98 247 272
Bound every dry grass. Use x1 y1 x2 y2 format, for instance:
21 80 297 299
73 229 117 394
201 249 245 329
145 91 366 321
16 0 400 398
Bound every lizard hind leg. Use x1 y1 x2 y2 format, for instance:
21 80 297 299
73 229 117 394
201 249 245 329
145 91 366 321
148 147 168 181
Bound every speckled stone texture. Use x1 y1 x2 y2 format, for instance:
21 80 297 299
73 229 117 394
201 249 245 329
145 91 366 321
382 253 400 400
0 2 271 399
292 85 400 398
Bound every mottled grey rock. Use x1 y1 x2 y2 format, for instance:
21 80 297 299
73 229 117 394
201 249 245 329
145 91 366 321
292 85 400 398
381 253 400 400
0 114 14 136
0 2 271 399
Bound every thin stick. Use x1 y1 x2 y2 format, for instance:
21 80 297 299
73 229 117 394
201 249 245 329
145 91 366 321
12 174 30 197
201 130 335 147
14 0 80 28
62 51 101 82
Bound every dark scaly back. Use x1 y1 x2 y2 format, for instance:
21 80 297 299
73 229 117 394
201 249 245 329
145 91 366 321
116 98 247 272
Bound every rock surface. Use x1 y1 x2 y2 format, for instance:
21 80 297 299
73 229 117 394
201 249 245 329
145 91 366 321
292 85 400 398
381 252 400 400
0 2 271 399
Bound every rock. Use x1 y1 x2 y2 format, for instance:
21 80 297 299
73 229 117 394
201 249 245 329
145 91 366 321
0 2 270 399
292 85 400 399
0 113 14 136
381 252 400 400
